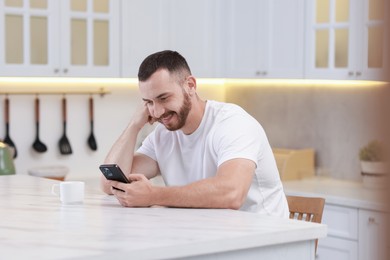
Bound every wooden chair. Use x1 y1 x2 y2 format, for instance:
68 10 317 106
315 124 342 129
286 195 325 253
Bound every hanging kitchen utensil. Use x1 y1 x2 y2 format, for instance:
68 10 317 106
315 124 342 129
32 96 48 153
58 96 72 155
87 96 97 151
3 96 17 158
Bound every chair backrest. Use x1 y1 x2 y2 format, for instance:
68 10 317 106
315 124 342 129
286 195 325 253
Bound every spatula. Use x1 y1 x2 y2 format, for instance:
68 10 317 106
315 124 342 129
3 97 17 158
58 97 72 155
32 97 48 153
87 96 97 151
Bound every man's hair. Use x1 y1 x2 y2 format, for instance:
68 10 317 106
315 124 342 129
138 50 192 82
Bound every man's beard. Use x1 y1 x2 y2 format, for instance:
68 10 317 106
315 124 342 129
158 91 192 131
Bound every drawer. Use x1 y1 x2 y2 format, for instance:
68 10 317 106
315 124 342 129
317 236 358 260
322 204 358 240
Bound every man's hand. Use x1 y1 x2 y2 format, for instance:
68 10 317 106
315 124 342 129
110 174 155 207
132 104 156 130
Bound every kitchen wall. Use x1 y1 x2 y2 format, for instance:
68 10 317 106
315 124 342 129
2 78 388 182
226 82 390 180
0 85 225 181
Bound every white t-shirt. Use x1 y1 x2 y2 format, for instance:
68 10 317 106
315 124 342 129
137 100 289 217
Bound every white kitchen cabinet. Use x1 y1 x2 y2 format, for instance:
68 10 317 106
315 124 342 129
161 0 221 78
59 0 120 77
312 205 388 260
317 236 358 260
321 204 358 240
358 209 388 260
121 0 165 77
316 204 359 259
284 178 388 260
121 0 220 78
0 0 120 77
305 0 389 80
222 0 304 79
0 0 58 76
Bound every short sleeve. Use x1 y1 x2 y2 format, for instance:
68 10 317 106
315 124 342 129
137 130 157 161
213 114 263 167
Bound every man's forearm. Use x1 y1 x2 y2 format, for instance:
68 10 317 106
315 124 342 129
101 123 141 195
150 177 245 210
148 160 254 210
104 122 141 174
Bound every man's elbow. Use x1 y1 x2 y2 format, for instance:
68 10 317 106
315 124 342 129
226 189 247 210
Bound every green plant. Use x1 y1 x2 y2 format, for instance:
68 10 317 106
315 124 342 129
359 140 385 162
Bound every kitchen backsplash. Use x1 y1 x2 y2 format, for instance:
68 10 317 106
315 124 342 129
226 83 390 180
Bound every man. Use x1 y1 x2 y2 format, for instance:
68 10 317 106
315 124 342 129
101 50 289 217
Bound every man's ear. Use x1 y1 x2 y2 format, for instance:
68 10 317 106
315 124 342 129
187 76 197 95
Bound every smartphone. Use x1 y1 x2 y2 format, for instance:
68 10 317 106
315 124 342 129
99 164 130 191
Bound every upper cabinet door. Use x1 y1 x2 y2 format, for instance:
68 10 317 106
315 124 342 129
60 0 120 77
0 0 60 76
223 0 304 79
360 0 389 80
268 0 305 78
162 0 221 78
0 0 120 77
121 0 167 78
121 0 221 78
223 0 268 78
305 0 389 80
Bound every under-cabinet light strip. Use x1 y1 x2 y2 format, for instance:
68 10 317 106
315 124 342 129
0 77 387 89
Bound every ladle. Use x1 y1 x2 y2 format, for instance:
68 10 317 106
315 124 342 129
87 96 97 151
32 97 48 153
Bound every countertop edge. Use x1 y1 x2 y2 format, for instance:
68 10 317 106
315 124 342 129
83 224 327 259
283 177 388 212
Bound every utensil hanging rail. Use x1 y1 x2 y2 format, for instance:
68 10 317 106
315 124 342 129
0 87 110 97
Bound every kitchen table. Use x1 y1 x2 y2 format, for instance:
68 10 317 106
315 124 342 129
0 175 326 259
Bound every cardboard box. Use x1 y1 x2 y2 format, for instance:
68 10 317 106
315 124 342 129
273 148 315 180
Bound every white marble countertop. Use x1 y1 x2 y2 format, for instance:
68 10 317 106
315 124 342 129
1 175 326 259
283 177 388 211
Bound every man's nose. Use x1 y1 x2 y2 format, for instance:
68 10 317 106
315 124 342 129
151 103 165 118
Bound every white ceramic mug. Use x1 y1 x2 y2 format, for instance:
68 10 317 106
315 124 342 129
51 181 85 204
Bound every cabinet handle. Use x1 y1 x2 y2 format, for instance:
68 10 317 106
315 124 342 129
63 68 68 74
356 71 362 76
54 68 59 73
368 217 377 224
348 71 354 76
255 71 268 76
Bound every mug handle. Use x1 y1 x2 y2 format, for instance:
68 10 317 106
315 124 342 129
51 184 60 196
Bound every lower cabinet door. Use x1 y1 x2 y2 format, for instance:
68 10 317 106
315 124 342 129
358 210 388 260
316 236 358 260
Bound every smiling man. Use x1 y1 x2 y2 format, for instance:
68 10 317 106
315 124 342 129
101 50 289 217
